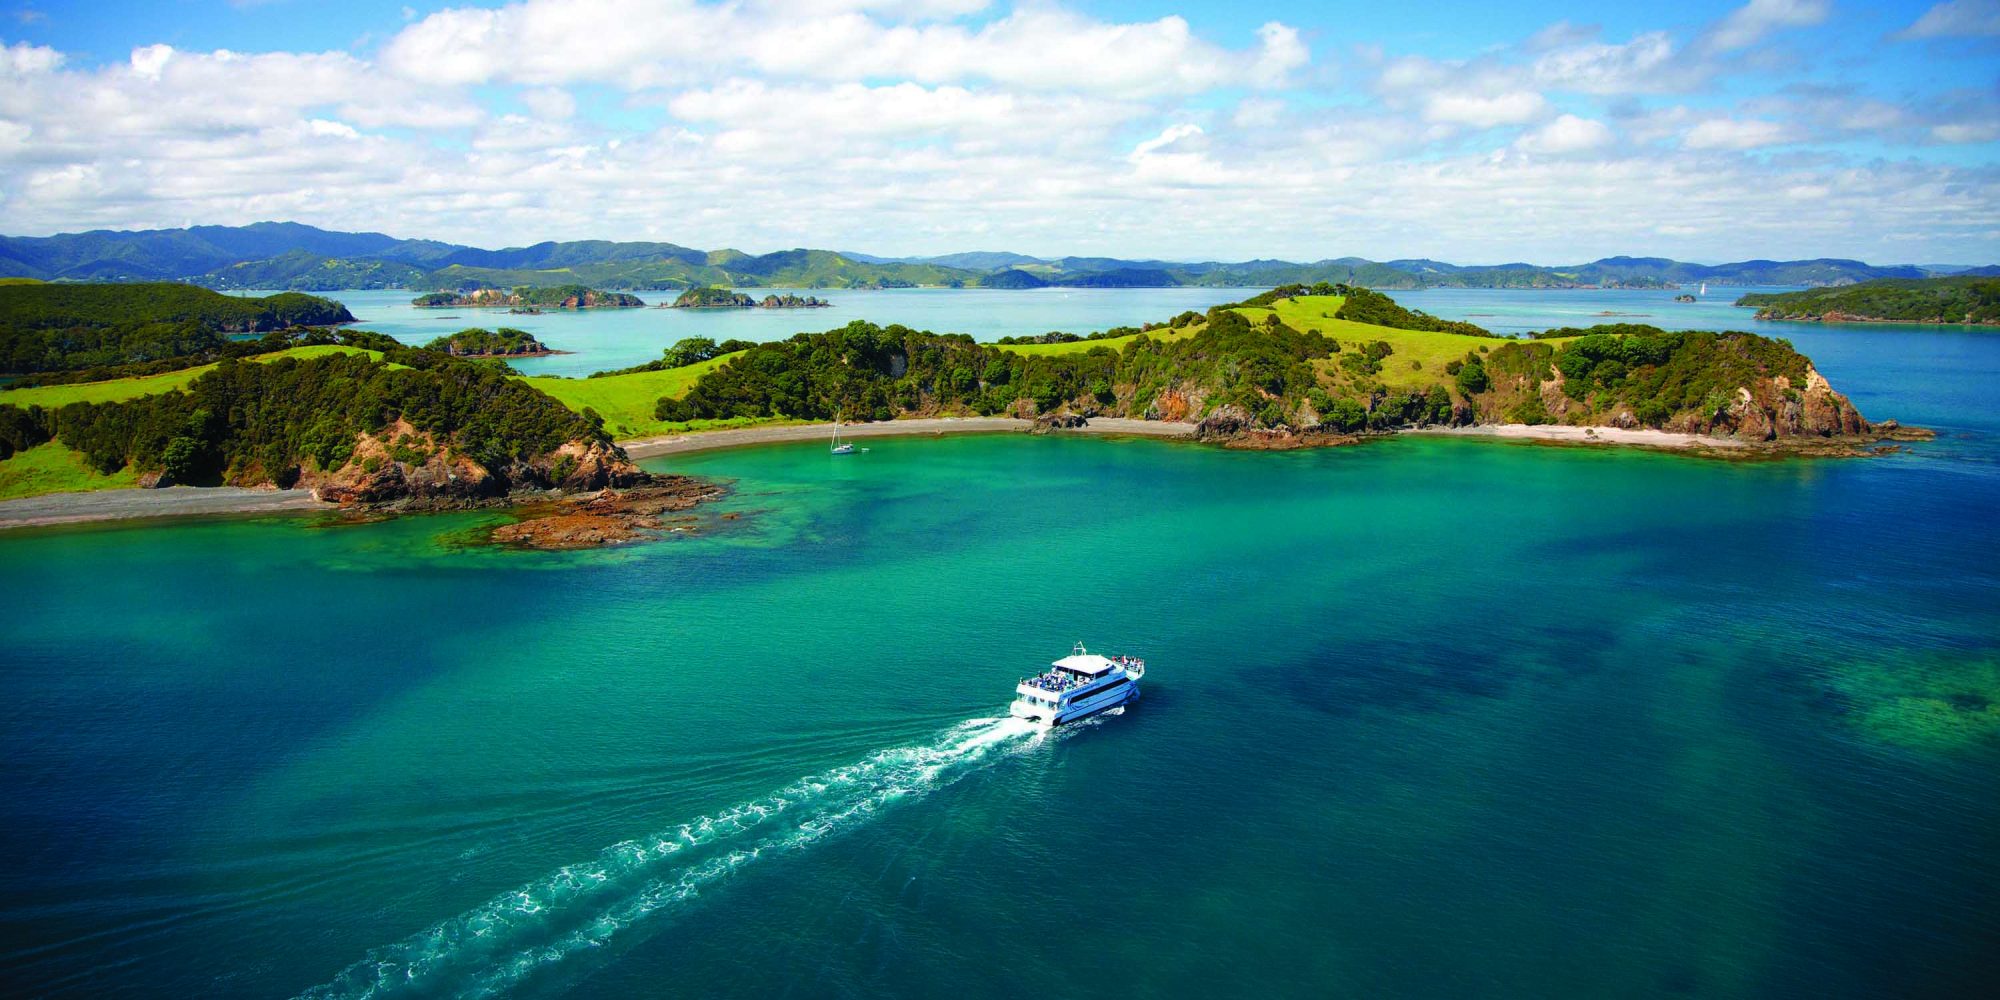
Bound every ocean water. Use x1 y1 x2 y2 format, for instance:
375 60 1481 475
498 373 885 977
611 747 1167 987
3 294 1998 997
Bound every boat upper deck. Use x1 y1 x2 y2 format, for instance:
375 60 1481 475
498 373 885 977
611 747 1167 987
1017 649 1143 700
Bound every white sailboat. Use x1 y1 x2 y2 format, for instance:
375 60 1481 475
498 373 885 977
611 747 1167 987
831 417 855 455
1699 281 1708 296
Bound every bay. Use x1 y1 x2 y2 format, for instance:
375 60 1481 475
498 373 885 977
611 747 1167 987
3 289 1997 998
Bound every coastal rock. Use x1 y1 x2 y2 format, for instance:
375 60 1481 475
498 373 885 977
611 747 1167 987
1220 428 1361 450
1032 413 1088 433
296 420 647 506
489 480 729 550
1798 365 1869 436
1727 386 1777 441
547 439 651 491
1194 404 1254 439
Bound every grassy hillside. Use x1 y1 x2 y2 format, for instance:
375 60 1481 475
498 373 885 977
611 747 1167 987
998 322 1207 356
0 441 139 500
1 341 714 439
522 355 741 438
1236 295 1506 391
0 346 381 407
202 251 427 291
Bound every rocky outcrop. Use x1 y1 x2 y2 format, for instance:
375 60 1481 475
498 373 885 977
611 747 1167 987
489 480 729 549
295 421 650 507
1697 366 1869 441
758 293 830 309
1031 413 1087 433
669 288 831 309
1193 404 1254 439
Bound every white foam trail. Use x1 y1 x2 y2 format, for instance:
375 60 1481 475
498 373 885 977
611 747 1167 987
299 717 1043 1000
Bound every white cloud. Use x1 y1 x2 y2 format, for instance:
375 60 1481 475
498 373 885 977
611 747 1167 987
520 87 577 121
1683 118 1799 150
1423 91 1549 127
666 79 1141 145
1706 0 1831 51
305 118 360 140
1934 121 2000 143
129 43 174 80
0 1 1994 265
1531 32 1681 94
1515 114 1615 154
1897 0 2000 39
382 0 1307 97
1 41 61 75
1232 97 1285 129
1131 123 1203 158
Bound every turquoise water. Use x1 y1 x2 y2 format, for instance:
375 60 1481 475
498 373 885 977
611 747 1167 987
4 294 1999 997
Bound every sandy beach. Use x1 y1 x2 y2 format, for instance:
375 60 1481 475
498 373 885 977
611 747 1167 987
622 416 1198 459
0 486 331 531
1401 424 1748 449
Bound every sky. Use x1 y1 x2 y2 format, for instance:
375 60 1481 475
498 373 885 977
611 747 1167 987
0 0 1996 264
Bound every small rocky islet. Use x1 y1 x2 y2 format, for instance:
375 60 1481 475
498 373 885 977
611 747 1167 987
412 285 645 309
668 286 830 309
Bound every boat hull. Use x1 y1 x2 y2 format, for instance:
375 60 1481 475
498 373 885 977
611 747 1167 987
1010 681 1139 726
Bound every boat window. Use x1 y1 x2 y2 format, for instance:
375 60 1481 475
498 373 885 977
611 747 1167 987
1063 681 1130 704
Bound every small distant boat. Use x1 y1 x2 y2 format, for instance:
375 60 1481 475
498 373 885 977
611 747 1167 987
1699 282 1708 296
831 418 854 455
1009 642 1145 726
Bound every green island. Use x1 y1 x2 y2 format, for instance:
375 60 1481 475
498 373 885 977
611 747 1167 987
651 283 1889 449
423 327 558 358
669 286 830 309
0 282 1926 523
412 285 645 309
1736 276 2000 325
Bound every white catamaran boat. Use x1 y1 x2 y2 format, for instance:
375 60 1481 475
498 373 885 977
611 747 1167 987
1010 643 1145 726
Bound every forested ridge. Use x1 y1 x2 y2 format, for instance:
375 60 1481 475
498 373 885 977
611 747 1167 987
1736 277 2000 324
0 283 355 373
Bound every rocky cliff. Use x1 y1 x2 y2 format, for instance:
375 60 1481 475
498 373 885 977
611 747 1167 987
294 420 649 505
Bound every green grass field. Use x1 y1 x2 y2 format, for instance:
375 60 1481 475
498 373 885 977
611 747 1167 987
995 321 1207 356
0 345 381 408
0 442 139 500
1233 295 1511 391
521 353 740 438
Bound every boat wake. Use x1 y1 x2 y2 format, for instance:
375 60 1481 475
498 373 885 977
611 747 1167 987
298 716 1048 999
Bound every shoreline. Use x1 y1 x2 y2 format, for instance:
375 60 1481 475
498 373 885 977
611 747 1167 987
0 416 1912 530
0 486 331 531
621 416 1197 458
1400 424 1748 449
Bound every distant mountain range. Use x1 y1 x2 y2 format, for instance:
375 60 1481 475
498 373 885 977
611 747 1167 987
0 222 1988 293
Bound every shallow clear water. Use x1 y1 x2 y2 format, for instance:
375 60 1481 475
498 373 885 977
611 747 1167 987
4 292 1998 998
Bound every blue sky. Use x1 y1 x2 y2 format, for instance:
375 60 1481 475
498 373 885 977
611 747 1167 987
2 0 1996 263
